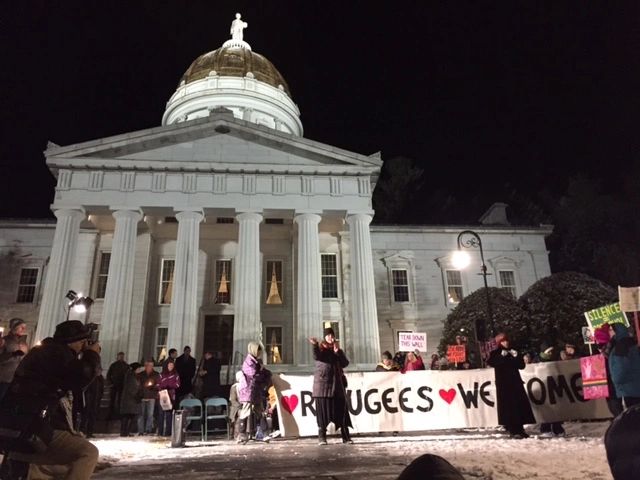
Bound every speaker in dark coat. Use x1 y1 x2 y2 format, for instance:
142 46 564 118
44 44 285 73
605 404 640 480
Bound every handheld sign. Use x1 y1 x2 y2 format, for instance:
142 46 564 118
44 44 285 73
447 344 466 364
398 332 427 352
619 286 640 312
583 302 629 330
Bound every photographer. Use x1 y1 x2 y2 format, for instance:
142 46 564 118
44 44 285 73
0 320 101 479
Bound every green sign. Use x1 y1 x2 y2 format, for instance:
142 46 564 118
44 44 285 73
584 302 629 329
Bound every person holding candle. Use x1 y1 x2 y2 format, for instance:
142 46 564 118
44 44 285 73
136 359 160 435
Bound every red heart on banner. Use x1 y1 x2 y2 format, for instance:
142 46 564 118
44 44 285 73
281 394 299 414
439 388 456 404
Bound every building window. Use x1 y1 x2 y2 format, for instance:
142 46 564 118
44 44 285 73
322 320 340 342
216 217 234 224
265 260 283 304
16 268 38 303
391 269 410 302
321 254 338 299
265 326 283 364
214 260 232 304
156 327 168 363
159 259 175 304
446 270 464 304
95 252 111 299
499 270 517 298
265 218 284 225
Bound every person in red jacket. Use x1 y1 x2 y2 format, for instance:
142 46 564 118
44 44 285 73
402 351 425 372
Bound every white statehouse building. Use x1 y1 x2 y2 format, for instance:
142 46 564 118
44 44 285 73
0 17 551 372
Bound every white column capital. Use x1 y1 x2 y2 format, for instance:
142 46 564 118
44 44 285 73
111 208 143 221
53 207 85 220
175 210 204 222
294 212 322 225
346 212 373 225
236 211 263 223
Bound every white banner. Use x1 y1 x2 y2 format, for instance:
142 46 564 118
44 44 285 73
272 359 611 438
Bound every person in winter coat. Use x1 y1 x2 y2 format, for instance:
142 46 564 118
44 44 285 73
605 403 640 480
228 370 243 440
0 318 28 401
136 360 160 434
402 351 425 373
309 327 353 445
156 359 180 436
537 343 566 437
106 351 129 419
396 453 465 480
119 362 142 437
199 350 222 399
608 323 640 409
236 341 271 443
375 351 400 372
594 323 624 417
0 320 101 478
175 346 196 400
487 332 535 439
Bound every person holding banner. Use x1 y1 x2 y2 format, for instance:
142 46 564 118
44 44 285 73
309 327 353 445
487 332 535 439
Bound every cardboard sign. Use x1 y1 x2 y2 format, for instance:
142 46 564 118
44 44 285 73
158 389 172 411
583 303 629 330
398 332 427 352
619 286 640 312
447 345 467 363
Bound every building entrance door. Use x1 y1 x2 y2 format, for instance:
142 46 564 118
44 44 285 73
203 315 234 365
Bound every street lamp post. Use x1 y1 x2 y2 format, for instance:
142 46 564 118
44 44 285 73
452 230 495 342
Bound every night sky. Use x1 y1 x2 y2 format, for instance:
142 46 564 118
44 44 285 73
1 1 639 220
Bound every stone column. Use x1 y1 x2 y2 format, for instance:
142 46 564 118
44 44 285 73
35 208 85 342
232 212 263 358
346 213 380 364
167 210 203 354
100 209 142 365
294 213 322 364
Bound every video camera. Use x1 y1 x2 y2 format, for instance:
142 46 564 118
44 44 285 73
85 322 100 345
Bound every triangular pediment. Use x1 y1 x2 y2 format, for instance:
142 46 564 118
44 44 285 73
46 113 382 174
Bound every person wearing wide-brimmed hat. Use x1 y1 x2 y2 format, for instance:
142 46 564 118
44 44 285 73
0 318 28 401
487 332 535 439
0 320 101 479
309 327 353 445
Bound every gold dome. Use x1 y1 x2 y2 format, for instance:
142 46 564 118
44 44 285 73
179 47 291 96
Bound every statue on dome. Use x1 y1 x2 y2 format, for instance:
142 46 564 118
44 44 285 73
230 13 248 41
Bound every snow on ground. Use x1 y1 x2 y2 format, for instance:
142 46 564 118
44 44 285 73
91 421 613 479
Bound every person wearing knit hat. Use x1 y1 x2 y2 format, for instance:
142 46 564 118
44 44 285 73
594 324 612 346
0 317 29 401
487 332 535 439
0 320 101 477
309 327 353 445
593 323 624 417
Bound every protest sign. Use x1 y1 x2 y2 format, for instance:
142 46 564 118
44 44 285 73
398 332 427 352
580 355 609 400
583 303 628 330
618 286 640 312
447 345 466 363
582 327 594 345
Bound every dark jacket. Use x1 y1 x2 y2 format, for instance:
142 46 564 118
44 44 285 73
608 324 640 398
201 356 221 398
0 339 100 432
605 403 640 480
137 370 160 400
487 346 535 428
120 368 142 415
175 353 196 395
312 342 349 398
106 359 129 390
0 333 27 383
